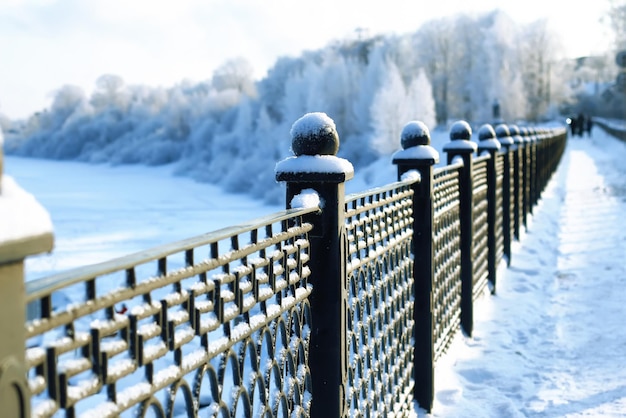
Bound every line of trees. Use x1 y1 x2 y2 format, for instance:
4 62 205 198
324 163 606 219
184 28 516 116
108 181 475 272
574 0 626 118
3 10 604 202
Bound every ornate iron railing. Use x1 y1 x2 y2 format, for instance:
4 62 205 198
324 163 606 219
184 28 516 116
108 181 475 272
471 156 490 298
344 181 416 417
24 209 317 417
494 153 505 266
431 164 462 360
1 115 567 418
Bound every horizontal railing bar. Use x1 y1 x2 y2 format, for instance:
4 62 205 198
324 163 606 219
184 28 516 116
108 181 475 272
26 207 318 302
345 178 417 204
474 154 490 163
345 188 414 218
433 161 463 177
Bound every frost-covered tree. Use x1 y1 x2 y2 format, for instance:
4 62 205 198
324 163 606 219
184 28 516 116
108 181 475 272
608 0 626 50
480 11 527 122
370 60 409 155
6 9 582 202
519 20 560 121
50 85 88 127
416 18 455 125
211 57 257 97
90 74 129 111
405 69 436 129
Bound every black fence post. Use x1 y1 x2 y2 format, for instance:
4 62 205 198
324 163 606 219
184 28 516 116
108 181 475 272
477 124 501 292
443 121 477 336
537 128 554 197
392 121 439 413
275 112 352 418
509 125 523 240
520 127 531 228
527 128 538 211
495 124 514 266
535 128 546 202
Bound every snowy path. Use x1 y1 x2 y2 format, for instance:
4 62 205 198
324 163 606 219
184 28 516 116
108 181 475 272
428 128 626 417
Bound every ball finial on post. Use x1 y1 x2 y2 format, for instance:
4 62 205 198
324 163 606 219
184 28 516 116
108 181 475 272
495 124 514 147
443 120 477 160
290 112 339 156
449 120 472 141
276 112 353 182
477 124 501 154
400 121 431 149
478 124 496 141
392 121 439 169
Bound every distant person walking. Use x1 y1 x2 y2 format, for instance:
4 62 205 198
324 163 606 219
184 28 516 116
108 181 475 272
577 114 586 137
585 116 593 137
569 116 579 137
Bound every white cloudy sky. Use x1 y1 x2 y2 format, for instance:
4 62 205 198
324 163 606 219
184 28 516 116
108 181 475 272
0 0 613 120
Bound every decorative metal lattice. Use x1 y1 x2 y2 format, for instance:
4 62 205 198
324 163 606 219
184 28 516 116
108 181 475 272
522 149 533 227
25 209 316 418
344 181 416 417
508 151 517 245
432 165 462 359
495 153 505 265
472 156 489 297
514 148 524 238
530 142 538 206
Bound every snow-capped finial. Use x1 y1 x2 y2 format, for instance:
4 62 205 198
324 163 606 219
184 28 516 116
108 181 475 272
276 112 353 179
520 127 532 143
478 124 496 141
495 124 509 137
400 121 430 149
290 112 339 156
450 120 472 141
443 120 477 154
495 124 514 146
477 124 501 152
526 127 538 143
392 121 439 165
508 124 524 144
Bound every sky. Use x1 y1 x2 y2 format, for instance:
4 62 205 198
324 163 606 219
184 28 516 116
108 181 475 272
0 0 613 120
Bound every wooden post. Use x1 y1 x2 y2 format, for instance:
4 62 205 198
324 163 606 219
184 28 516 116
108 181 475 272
443 121 477 337
0 135 54 418
392 121 439 413
276 112 353 418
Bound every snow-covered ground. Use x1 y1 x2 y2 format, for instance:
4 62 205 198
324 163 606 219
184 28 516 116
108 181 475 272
5 124 625 416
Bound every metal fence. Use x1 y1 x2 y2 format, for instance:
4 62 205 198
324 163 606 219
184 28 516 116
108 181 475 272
24 209 317 417
344 182 416 417
0 115 567 417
